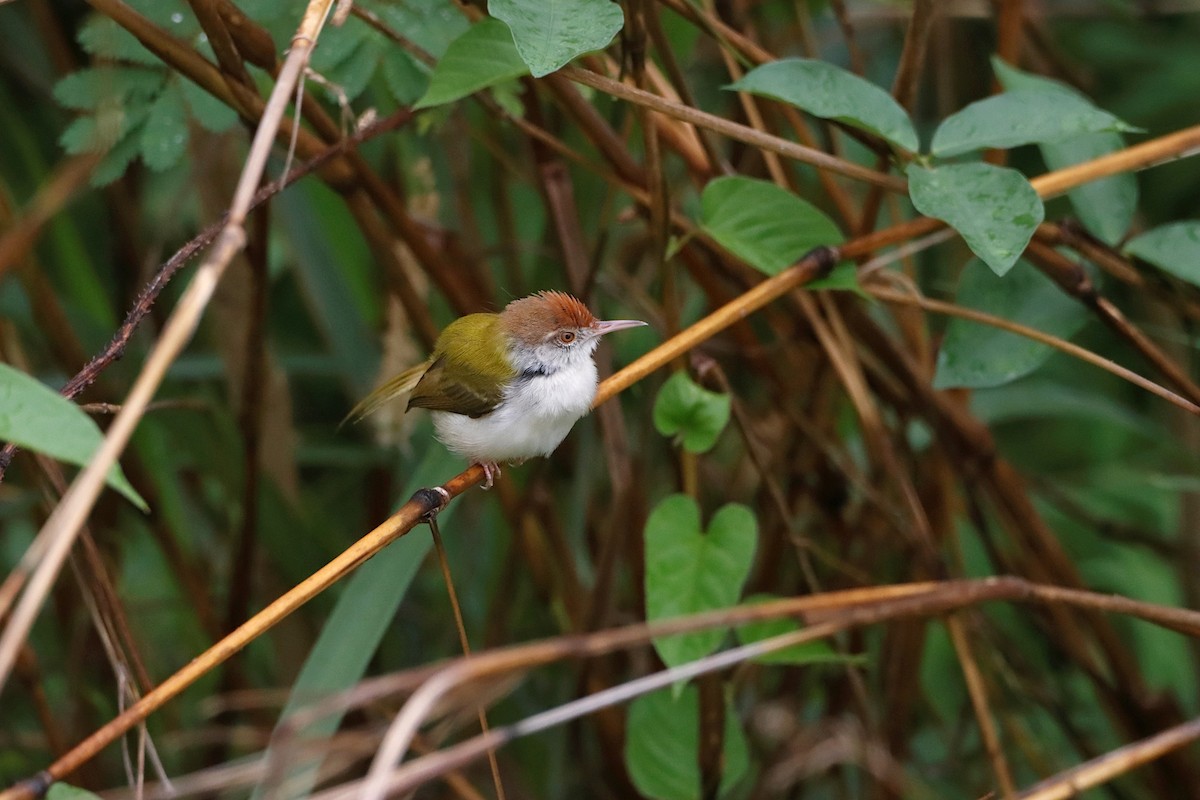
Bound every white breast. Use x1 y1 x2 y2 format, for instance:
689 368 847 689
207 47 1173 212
432 360 599 464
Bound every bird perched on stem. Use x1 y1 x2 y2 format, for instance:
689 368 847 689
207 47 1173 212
346 291 646 488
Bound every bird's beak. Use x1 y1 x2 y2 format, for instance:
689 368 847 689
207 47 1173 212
593 319 648 335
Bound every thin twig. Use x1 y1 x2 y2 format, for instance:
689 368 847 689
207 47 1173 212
428 516 506 800
560 66 909 192
868 285 1200 416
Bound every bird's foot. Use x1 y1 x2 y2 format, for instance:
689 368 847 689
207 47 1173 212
413 486 451 521
478 461 501 490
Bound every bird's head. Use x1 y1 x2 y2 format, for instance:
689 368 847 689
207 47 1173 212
500 291 646 374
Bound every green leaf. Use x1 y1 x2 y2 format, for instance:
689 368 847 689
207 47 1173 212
59 116 105 155
0 364 147 511
625 685 749 800
47 785 104 800
317 26 387 102
180 79 239 133
252 443 460 800
807 261 864 294
653 372 731 454
1125 222 1200 287
728 58 918 152
53 66 163 111
933 259 1088 389
734 594 846 666
381 49 429 107
415 18 529 109
91 125 145 186
78 14 161 65
907 163 1043 276
311 14 373 71
931 88 1138 158
489 0 624 78
971 380 1161 440
376 0 470 61
139 83 189 171
993 58 1135 245
699 176 843 275
645 495 757 669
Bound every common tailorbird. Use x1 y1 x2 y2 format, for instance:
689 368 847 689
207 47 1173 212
346 291 646 487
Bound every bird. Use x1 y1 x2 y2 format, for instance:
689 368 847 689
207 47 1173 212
345 291 647 488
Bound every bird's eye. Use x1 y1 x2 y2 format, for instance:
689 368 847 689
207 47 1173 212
557 331 577 345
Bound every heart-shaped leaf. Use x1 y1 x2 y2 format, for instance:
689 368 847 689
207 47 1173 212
699 176 843 276
625 685 749 800
415 18 528 109
47 785 103 800
728 58 918 152
933 258 1088 389
489 0 624 78
645 495 757 669
0 364 147 510
653 371 731 453
907 163 1043 276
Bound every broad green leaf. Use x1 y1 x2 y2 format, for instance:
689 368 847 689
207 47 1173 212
313 22 387 103
312 14 373 68
1125 222 1200 287
381 48 429 107
415 18 528 109
625 685 749 800
972 380 1161 440
376 0 470 61
653 371 730 453
931 88 1138 158
933 259 1088 389
645 495 757 669
728 58 918 152
1080 546 1197 709
734 594 845 666
253 443 459 800
0 364 147 511
489 0 624 78
335 40 389 104
47 785 103 800
699 176 842 275
907 163 1043 276
993 58 1135 245
139 83 188 172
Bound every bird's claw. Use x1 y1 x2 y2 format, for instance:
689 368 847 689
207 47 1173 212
479 461 501 490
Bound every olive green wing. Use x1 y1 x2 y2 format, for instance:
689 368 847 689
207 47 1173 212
405 357 503 417
408 313 515 418
341 361 432 426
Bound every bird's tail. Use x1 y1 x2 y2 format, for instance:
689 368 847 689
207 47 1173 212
340 362 429 428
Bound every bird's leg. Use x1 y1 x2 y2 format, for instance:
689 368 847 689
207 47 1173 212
478 461 501 489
